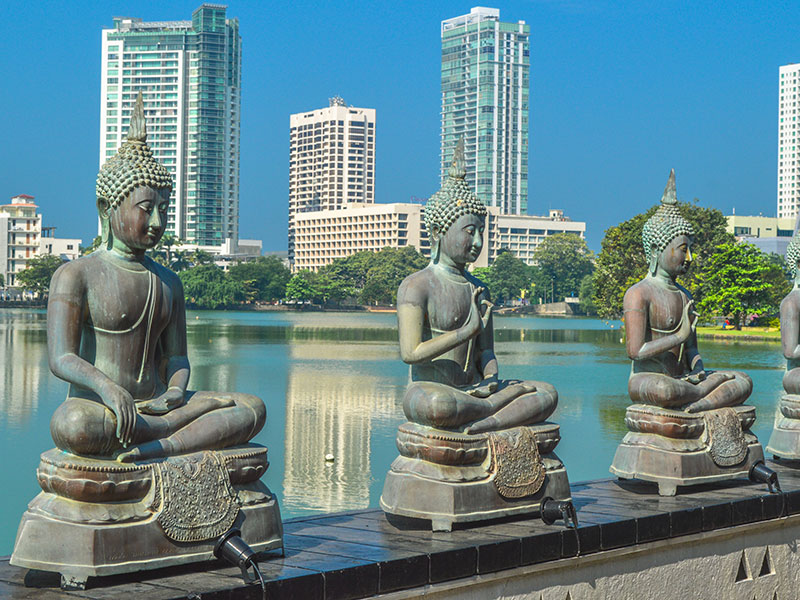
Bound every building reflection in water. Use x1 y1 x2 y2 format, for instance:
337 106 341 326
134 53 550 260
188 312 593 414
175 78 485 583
283 341 401 514
0 311 51 427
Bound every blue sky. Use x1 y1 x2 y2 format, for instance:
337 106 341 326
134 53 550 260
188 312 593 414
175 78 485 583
0 1 798 252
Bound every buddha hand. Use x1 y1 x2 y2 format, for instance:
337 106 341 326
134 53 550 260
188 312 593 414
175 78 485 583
102 383 137 447
137 387 185 415
677 299 697 342
466 373 499 398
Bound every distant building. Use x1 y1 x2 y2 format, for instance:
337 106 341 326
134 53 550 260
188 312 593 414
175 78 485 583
474 208 586 268
441 7 530 215
40 228 81 261
100 4 242 250
779 64 800 219
289 97 376 264
726 214 795 257
0 195 42 288
292 201 584 272
293 203 427 272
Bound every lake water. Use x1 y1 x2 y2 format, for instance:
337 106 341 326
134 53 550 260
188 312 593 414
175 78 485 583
0 308 786 554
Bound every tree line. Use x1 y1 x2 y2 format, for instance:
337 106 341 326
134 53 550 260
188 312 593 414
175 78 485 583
7 207 794 327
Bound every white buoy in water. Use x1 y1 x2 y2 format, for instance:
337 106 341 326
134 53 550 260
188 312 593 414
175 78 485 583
325 453 335 462
196 316 200 320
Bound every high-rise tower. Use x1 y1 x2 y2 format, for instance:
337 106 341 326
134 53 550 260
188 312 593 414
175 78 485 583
779 63 800 220
100 4 241 249
441 6 530 215
288 97 376 265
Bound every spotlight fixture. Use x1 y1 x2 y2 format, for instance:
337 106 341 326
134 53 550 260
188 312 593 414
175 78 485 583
540 497 579 528
749 461 781 494
214 529 267 599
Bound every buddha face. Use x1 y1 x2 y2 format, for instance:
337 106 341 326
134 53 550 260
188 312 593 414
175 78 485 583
657 234 693 277
439 212 485 266
108 185 171 252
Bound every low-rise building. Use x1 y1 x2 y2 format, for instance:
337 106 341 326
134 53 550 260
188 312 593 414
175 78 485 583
293 203 427 272
475 208 587 268
292 202 586 272
725 214 796 257
40 228 80 261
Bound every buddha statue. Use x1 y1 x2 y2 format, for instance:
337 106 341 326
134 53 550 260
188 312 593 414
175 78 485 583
11 94 282 589
610 170 763 495
380 139 570 531
767 230 800 459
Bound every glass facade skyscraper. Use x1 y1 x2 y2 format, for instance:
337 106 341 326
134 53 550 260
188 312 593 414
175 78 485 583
100 4 241 248
441 7 530 215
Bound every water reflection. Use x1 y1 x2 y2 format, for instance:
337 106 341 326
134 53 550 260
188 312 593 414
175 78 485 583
0 310 49 427
283 357 401 513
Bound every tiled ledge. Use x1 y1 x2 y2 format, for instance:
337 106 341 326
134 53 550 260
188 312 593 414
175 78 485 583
3 459 800 600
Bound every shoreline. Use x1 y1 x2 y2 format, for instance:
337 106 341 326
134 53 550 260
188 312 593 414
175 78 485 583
696 326 780 342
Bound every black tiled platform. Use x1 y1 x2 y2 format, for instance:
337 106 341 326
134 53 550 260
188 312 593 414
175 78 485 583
3 459 800 599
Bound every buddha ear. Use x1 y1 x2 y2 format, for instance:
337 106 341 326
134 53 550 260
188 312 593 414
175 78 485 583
430 226 441 263
97 198 111 245
648 247 658 276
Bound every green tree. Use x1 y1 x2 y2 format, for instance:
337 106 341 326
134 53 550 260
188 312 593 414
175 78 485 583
578 273 597 315
191 249 215 266
151 234 181 268
228 256 291 302
16 254 65 296
697 242 790 329
320 250 378 296
532 233 594 301
593 200 734 319
360 246 428 305
488 250 533 304
179 265 244 309
285 270 322 303
81 236 102 256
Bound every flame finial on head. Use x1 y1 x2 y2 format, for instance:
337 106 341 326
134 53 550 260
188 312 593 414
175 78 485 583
661 169 677 205
127 91 147 143
448 137 466 179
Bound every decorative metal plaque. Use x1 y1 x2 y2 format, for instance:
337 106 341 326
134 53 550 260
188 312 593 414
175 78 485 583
704 407 747 467
488 426 545 499
154 451 240 542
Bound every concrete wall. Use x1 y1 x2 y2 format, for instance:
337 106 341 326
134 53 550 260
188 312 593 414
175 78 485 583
385 516 799 600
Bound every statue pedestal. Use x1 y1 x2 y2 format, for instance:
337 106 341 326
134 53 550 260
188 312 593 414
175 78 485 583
766 395 800 460
10 445 283 590
380 422 570 531
610 404 764 496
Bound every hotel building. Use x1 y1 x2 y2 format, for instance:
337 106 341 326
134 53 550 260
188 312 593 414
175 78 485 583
291 202 584 272
779 63 800 219
100 4 242 249
288 98 376 264
441 7 530 215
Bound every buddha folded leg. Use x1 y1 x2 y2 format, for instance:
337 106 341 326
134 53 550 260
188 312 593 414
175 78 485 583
50 392 266 461
628 371 751 411
403 380 557 434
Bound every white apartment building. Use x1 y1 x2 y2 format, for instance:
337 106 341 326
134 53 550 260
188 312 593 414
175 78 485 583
40 234 81 262
100 4 242 249
289 97 376 264
293 203 426 272
0 195 42 288
292 201 585 272
779 64 800 219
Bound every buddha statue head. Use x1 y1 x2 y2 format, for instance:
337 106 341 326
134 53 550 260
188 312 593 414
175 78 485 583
424 138 487 266
95 91 173 253
641 169 696 277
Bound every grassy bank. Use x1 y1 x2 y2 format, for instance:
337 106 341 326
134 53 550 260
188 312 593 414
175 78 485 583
696 326 780 342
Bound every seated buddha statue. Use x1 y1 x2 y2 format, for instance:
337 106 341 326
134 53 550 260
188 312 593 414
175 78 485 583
11 94 282 588
767 231 800 459
610 170 763 495
380 139 570 531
